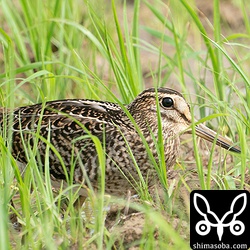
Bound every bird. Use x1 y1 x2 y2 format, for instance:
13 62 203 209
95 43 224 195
0 88 241 196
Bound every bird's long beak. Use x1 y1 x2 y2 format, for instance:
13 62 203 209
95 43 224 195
195 123 241 153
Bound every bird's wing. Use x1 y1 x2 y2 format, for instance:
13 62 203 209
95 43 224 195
9 99 132 136
0 99 134 178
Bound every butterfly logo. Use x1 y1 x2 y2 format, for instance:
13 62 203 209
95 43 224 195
193 193 247 241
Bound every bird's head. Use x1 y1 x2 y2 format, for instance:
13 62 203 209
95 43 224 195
128 88 240 153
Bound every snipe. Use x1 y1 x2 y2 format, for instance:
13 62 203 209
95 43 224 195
0 88 240 196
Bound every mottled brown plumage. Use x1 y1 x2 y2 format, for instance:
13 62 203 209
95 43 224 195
0 88 240 196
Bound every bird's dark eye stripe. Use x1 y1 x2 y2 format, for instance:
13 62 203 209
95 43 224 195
161 97 174 108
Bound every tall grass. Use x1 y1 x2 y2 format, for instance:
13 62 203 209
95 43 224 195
0 0 249 248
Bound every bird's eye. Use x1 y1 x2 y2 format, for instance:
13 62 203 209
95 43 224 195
161 97 174 108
